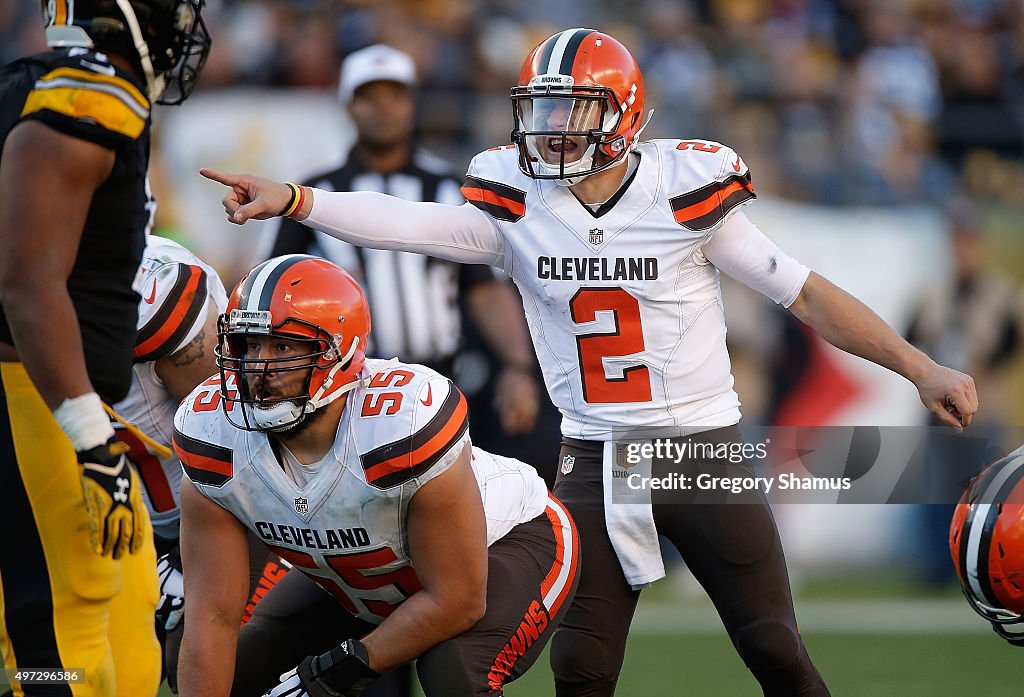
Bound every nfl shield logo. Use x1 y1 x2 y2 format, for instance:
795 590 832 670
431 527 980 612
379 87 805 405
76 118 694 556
561 455 575 475
294 497 308 514
589 228 604 245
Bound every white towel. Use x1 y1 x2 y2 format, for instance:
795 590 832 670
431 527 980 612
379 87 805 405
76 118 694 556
603 440 665 590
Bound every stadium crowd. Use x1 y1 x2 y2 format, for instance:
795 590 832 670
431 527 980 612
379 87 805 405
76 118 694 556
3 0 1023 209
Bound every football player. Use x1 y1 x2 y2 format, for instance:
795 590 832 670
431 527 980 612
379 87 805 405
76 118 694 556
201 28 977 697
949 443 1024 646
173 256 578 697
0 2 210 695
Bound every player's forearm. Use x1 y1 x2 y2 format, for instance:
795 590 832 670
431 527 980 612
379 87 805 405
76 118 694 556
788 271 933 384
177 619 239 697
304 190 505 267
359 589 485 672
0 283 93 408
466 281 536 370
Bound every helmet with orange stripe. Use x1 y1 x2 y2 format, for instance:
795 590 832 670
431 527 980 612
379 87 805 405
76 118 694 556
215 256 371 433
511 28 649 185
40 0 211 104
949 444 1024 646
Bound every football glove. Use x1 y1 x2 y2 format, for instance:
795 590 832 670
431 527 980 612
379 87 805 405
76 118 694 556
262 639 379 697
156 547 186 631
78 436 146 559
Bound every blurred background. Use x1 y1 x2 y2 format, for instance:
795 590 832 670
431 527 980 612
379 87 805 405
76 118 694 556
4 0 1024 692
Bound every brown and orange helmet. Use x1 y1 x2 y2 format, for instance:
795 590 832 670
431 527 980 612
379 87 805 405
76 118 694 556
511 28 647 184
216 256 370 432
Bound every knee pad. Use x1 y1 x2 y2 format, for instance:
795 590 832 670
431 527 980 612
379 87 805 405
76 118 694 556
733 618 803 674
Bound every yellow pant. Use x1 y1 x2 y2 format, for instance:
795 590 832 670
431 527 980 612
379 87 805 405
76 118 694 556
0 363 160 697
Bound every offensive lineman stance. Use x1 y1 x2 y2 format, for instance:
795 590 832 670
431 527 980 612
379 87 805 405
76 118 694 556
201 29 977 697
174 256 578 697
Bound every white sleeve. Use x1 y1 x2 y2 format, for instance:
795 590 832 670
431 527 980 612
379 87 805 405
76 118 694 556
304 191 506 268
699 212 810 307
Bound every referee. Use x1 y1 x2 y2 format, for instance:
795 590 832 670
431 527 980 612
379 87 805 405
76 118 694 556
267 45 541 438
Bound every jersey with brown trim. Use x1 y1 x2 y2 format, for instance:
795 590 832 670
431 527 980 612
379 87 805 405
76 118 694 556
0 48 153 403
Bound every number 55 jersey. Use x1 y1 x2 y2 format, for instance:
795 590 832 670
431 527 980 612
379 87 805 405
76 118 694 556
461 139 809 439
173 359 563 625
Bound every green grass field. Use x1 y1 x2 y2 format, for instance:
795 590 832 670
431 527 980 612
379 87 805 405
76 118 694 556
152 576 1024 696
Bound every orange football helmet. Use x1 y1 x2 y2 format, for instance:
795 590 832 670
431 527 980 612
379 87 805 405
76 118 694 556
511 28 648 184
216 255 370 432
949 444 1024 646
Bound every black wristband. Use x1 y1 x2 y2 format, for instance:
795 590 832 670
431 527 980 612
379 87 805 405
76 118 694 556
303 638 379 697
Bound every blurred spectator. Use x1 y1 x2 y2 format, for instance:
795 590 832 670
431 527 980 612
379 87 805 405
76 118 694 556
4 0 1024 207
905 196 1024 587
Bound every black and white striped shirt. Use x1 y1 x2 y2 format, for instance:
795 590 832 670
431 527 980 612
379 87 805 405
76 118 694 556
268 148 495 372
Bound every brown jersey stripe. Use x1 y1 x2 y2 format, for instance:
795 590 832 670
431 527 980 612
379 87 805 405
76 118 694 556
173 427 233 487
670 174 755 231
462 175 526 205
135 265 208 362
461 186 526 223
360 384 469 488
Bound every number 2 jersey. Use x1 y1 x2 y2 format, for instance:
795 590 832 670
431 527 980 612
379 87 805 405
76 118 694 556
172 359 551 624
112 235 227 539
459 140 808 439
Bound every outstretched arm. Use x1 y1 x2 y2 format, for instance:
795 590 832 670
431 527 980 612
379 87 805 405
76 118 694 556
704 212 978 432
200 169 505 267
787 272 977 431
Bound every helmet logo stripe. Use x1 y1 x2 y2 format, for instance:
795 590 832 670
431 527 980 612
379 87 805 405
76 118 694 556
963 454 1024 605
557 28 592 76
242 254 309 313
545 28 591 76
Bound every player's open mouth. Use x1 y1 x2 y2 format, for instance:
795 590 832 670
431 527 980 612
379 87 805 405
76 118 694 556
548 138 579 155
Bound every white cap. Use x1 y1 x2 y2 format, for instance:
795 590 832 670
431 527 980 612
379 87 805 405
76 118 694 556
338 45 417 104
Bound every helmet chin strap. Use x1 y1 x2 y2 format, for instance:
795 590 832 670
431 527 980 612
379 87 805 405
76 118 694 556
114 0 165 102
306 336 364 411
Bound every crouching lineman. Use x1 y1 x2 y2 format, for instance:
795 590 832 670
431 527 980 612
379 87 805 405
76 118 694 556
173 256 579 697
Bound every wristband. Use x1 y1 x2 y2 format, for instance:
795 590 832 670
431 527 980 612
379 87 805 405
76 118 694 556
278 183 303 218
305 638 378 697
53 392 116 451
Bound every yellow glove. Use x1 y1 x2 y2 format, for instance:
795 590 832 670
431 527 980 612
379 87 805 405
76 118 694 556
77 437 147 559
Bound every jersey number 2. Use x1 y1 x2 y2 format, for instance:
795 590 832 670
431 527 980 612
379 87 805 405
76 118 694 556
570 288 652 404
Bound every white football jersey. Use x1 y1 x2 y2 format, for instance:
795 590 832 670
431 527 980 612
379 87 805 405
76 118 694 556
461 139 762 439
112 234 227 538
173 359 549 625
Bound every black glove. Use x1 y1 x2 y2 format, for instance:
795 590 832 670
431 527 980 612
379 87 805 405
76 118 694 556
262 639 379 697
78 436 146 559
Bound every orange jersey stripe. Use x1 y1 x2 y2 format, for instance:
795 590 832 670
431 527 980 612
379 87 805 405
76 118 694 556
363 391 468 483
134 265 204 358
673 179 753 223
461 187 527 217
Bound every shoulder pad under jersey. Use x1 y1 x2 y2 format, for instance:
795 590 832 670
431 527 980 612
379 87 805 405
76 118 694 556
353 361 469 490
654 138 756 231
20 50 150 147
462 145 529 223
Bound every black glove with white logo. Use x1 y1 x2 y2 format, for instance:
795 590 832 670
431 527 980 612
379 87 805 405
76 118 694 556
262 639 379 697
156 546 185 631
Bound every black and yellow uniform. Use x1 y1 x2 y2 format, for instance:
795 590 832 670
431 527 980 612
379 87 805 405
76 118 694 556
0 48 159 697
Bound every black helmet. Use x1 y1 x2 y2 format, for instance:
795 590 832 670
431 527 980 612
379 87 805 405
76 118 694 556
41 0 211 105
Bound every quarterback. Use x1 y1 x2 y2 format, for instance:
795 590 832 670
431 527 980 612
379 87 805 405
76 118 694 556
202 28 976 697
173 256 578 697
